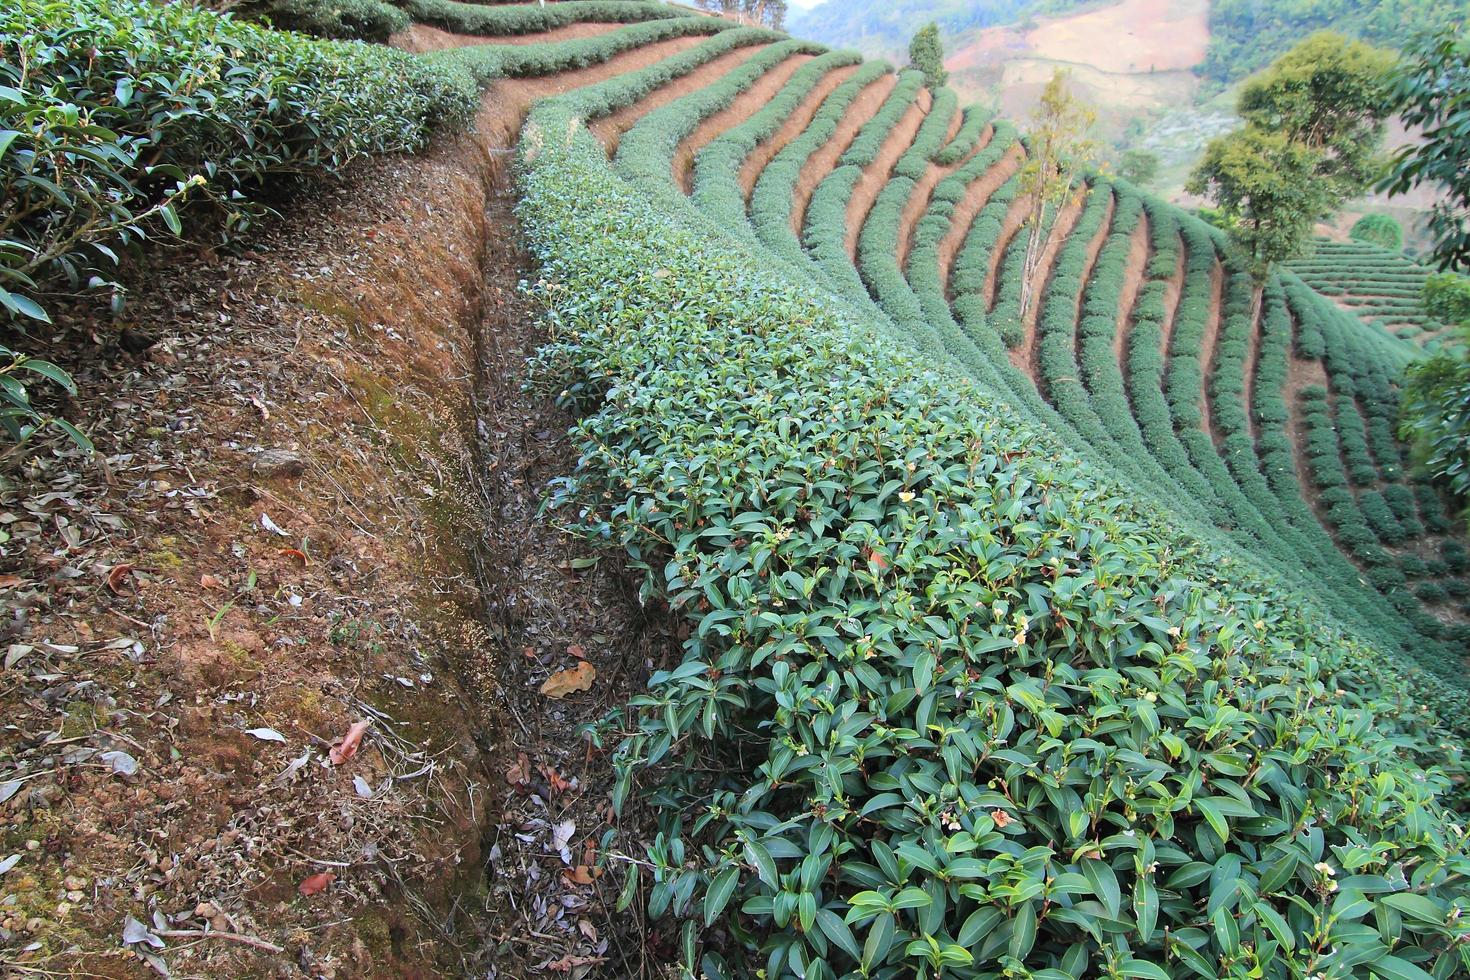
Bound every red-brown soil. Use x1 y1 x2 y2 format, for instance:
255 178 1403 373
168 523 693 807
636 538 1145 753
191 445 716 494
896 124 992 272
1113 219 1150 366
391 21 623 53
1007 189 1086 377
1158 241 1185 357
845 95 933 260
1200 261 1225 448
675 53 815 192
790 74 897 236
591 42 770 155
3 27 688 980
737 64 858 199
939 141 1023 295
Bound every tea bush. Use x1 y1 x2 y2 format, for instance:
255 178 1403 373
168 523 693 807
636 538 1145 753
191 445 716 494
1 0 473 324
515 94 1470 979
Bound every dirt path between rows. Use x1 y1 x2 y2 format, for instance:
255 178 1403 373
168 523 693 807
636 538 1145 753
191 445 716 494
392 21 624 52
1285 342 1332 519
1055 191 1117 400
675 53 814 193
1241 287 1264 444
2 23 696 980
1157 241 1186 358
737 64 857 199
896 124 991 272
982 184 1032 311
845 95 933 261
1200 261 1226 449
592 42 770 156
790 74 897 236
1113 219 1150 366
937 142 1021 295
1008 190 1086 379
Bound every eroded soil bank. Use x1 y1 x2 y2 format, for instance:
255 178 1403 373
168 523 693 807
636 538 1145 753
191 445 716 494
1 78 675 980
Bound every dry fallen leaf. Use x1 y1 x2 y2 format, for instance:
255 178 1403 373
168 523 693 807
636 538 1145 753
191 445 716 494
567 643 586 660
563 865 595 886
298 872 335 896
199 573 224 590
329 719 372 765
279 548 307 565
105 563 135 593
505 752 531 787
539 763 571 795
540 662 595 699
0 574 23 589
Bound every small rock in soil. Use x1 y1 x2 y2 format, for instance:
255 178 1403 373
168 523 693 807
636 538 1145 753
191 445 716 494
249 448 306 478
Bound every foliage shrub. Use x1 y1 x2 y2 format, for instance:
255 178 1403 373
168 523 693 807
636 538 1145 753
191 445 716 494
1350 214 1404 252
239 0 407 42
514 82 1470 979
0 0 472 324
1423 273 1470 326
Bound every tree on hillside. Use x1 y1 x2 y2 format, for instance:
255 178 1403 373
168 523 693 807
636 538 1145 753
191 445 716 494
1188 32 1394 279
1381 26 1470 272
1116 148 1159 186
694 0 787 30
908 23 948 90
1017 69 1096 318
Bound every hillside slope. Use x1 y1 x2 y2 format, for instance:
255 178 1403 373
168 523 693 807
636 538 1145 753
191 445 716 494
7 1 1470 975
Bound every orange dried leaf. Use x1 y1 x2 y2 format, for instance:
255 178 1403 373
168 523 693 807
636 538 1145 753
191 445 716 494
0 574 23 589
539 662 595 699
106 564 135 593
279 548 307 565
199 573 224 590
505 753 531 787
567 643 587 660
563 865 595 886
298 872 335 896
328 719 372 765
991 809 1014 829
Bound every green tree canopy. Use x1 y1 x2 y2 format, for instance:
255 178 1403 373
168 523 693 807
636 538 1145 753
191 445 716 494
907 22 948 89
1381 26 1470 271
1349 213 1403 250
1116 148 1159 185
1188 127 1326 276
1188 32 1393 278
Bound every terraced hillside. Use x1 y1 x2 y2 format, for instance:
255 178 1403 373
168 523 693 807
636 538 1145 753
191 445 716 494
384 2 1470 974
1290 238 1461 350
411 0 1470 676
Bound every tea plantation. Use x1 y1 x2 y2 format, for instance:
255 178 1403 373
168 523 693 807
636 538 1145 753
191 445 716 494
13 0 1470 976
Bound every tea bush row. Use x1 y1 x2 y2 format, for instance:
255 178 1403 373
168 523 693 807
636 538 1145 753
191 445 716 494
514 86 1470 979
2 0 476 323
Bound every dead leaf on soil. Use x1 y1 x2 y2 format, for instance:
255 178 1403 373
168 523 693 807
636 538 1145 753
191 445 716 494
105 563 135 593
279 548 307 565
567 643 586 660
199 573 224 590
0 574 23 589
540 662 595 699
547 954 605 973
298 872 335 896
539 763 571 795
562 865 599 886
505 752 531 787
328 719 372 765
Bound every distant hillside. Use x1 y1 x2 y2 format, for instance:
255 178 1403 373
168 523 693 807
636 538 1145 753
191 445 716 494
787 0 1087 57
792 0 1470 84
1203 0 1470 82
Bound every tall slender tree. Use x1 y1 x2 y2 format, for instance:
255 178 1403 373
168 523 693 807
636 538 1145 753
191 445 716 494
1018 69 1096 318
